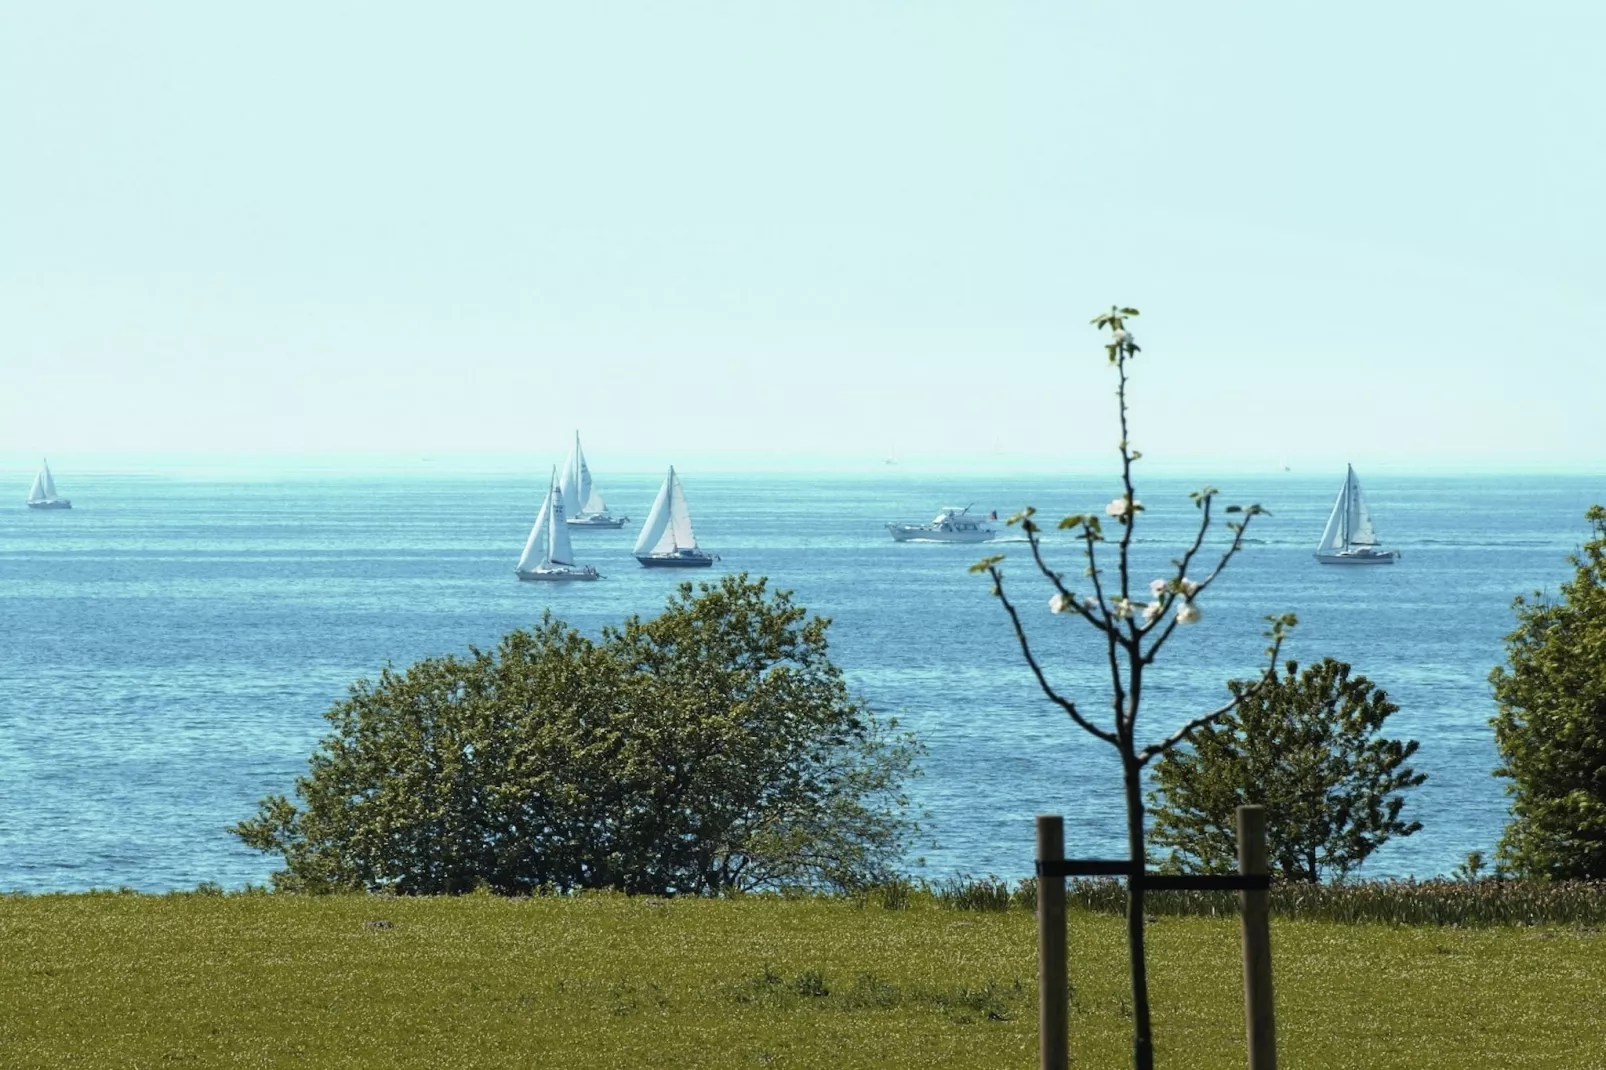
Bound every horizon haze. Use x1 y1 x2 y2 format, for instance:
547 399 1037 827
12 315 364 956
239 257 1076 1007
3 2 1603 472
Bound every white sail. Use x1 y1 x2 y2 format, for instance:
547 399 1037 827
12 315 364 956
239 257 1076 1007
1317 475 1347 554
1345 467 1379 546
1316 464 1392 558
634 466 697 556
558 436 585 517
27 468 48 503
40 461 58 500
517 474 556 572
546 476 576 566
560 432 612 517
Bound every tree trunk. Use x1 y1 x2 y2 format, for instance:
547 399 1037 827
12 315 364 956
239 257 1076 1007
1124 755 1155 1070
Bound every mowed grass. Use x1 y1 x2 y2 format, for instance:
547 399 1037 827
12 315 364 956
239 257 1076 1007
2 893 1603 1069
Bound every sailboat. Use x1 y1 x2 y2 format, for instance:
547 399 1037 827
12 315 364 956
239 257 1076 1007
25 459 72 510
1315 464 1399 565
515 467 601 581
634 466 716 568
559 432 628 528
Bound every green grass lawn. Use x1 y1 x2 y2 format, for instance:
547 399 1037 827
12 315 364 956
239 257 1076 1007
2 892 1602 1069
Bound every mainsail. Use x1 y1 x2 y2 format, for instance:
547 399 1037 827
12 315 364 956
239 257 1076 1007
634 466 697 556
520 465 565 571
1316 464 1381 554
546 477 575 566
560 432 610 517
1345 471 1378 546
27 459 60 503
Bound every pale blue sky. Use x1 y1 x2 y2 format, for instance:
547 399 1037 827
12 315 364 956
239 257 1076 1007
3 2 1602 473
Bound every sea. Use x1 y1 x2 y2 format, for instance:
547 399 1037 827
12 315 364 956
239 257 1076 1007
2 466 1601 894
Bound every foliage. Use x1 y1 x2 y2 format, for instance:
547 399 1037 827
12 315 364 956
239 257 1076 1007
1490 505 1606 880
1147 658 1425 883
976 305 1292 1070
4 892 1605 1069
233 573 921 896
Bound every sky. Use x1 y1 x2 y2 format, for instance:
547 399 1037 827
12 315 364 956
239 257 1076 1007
2 2 1603 473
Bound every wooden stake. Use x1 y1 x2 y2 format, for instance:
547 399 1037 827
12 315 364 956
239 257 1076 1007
1238 805 1276 1070
1037 814 1068 1070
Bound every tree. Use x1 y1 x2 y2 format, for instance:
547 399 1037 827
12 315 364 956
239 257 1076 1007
976 307 1294 1070
1490 505 1606 880
1147 658 1425 883
233 573 922 895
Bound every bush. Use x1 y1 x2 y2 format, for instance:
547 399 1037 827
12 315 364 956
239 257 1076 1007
234 574 922 895
1148 658 1425 883
1491 505 1606 880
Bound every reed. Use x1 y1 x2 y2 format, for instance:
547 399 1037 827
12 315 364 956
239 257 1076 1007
919 875 1606 928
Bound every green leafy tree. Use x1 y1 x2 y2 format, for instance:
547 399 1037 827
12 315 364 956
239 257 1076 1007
1148 658 1425 883
234 573 922 895
977 306 1294 1070
1490 505 1606 880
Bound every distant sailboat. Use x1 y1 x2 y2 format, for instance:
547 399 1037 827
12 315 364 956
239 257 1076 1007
1315 464 1399 565
516 467 601 581
634 466 716 568
25 459 71 510
559 432 628 528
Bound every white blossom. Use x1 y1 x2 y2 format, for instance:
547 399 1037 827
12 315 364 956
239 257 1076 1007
1142 600 1164 623
1049 592 1074 614
1111 597 1134 619
1083 596 1100 612
1180 577 1200 597
1112 328 1134 348
1149 578 1168 597
1105 497 1141 518
1176 602 1202 625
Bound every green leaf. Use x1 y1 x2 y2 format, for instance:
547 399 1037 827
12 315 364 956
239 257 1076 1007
1058 514 1086 530
969 554 1006 574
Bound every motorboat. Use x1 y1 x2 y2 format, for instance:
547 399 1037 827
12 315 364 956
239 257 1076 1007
886 505 996 543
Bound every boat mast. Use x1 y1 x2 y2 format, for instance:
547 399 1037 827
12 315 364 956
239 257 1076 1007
1341 465 1352 549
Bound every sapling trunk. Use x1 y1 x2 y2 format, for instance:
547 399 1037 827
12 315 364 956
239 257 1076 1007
1124 754 1155 1070
980 305 1290 1070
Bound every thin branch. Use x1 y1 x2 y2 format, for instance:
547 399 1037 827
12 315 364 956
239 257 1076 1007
1129 493 1212 643
988 565 1119 746
1142 509 1258 665
1137 620 1290 765
1084 526 1128 731
1116 352 1136 608
1024 522 1111 635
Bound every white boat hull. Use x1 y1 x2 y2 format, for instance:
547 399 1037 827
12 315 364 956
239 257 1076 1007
1315 550 1399 565
26 499 72 510
567 515 628 529
886 523 995 544
516 566 601 582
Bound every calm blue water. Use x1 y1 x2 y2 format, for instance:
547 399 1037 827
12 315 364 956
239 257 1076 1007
1 468 1600 893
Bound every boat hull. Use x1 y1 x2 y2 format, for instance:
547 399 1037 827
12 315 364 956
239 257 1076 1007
516 567 602 582
886 524 994 544
1315 550 1399 565
636 552 716 568
566 515 628 529
26 499 71 510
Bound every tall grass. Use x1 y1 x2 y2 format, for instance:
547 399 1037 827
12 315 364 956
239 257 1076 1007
915 875 1606 927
